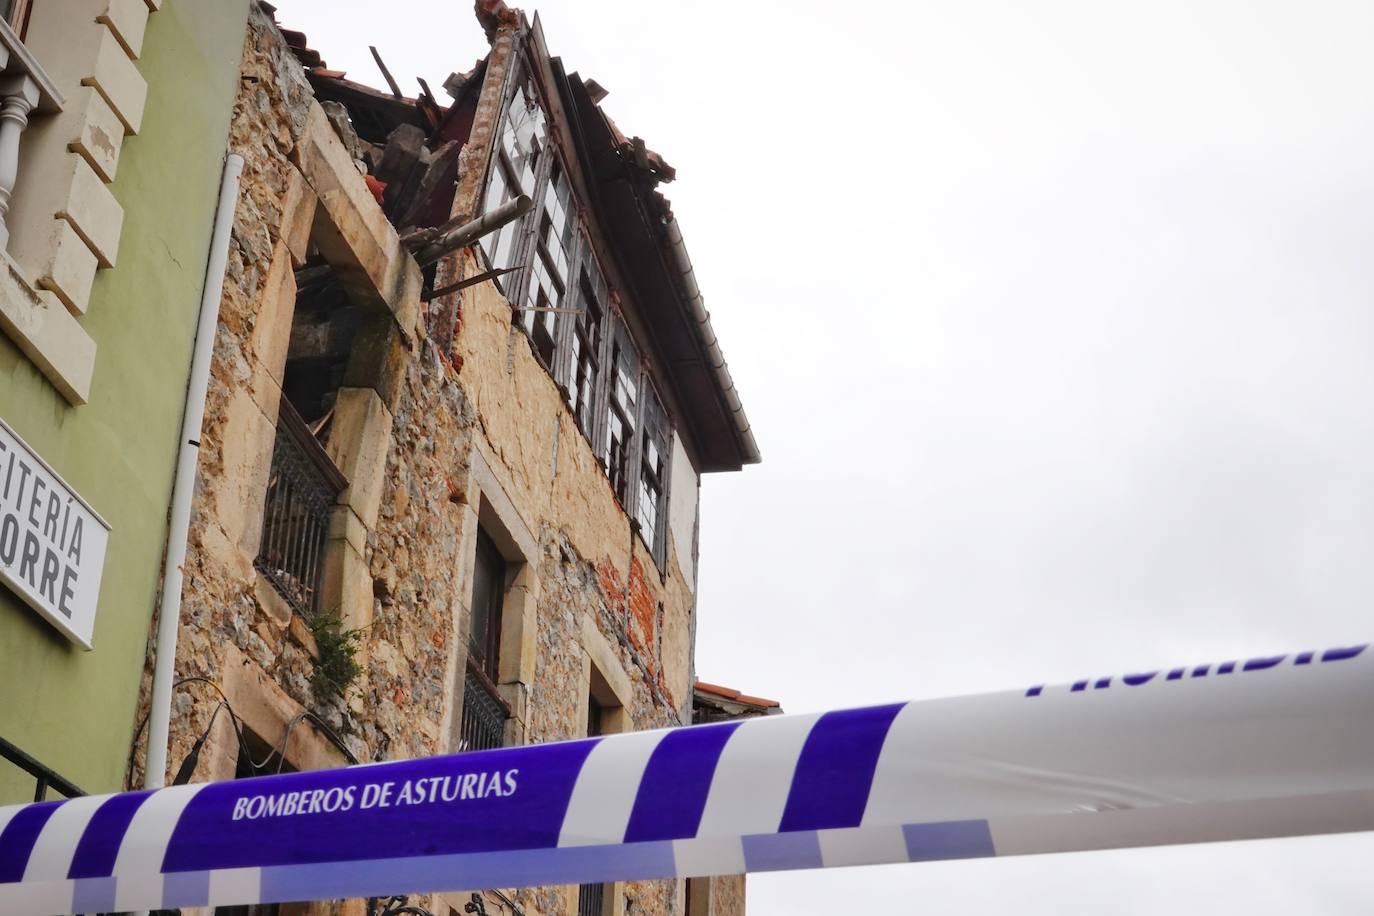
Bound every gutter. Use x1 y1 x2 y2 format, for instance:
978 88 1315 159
662 216 761 466
143 152 245 790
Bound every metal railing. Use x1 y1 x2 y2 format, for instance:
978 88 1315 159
577 882 605 916
460 658 510 752
0 736 83 803
255 398 348 617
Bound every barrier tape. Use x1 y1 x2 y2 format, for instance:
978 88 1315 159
1 642 1370 914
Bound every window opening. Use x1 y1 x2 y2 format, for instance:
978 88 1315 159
461 528 511 752
604 322 639 507
569 256 606 438
469 529 506 682
637 388 668 559
479 79 545 293
216 730 293 916
254 251 354 618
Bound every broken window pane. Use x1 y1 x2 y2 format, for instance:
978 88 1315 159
570 254 606 437
479 78 546 290
637 387 668 556
605 322 639 506
522 163 573 367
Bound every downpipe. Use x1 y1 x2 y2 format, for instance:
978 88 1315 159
143 152 244 791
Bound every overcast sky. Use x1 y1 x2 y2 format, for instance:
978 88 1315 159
283 0 1374 910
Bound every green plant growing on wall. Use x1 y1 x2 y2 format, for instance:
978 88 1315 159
308 613 362 698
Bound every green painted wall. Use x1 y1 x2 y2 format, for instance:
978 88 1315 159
0 0 251 803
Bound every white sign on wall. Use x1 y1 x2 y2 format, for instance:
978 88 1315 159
0 417 110 649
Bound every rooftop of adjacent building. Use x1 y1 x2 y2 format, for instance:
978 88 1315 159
692 680 783 724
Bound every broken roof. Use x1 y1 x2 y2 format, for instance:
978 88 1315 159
267 0 760 471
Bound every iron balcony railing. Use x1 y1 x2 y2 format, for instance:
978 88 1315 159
577 882 605 916
255 398 348 618
0 735 83 803
460 657 510 752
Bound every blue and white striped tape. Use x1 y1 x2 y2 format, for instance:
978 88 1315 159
2 643 1370 915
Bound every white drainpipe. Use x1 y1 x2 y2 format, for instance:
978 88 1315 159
143 152 244 790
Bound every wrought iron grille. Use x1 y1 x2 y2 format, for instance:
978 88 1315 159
255 398 347 618
460 660 510 752
577 882 605 916
0 736 83 803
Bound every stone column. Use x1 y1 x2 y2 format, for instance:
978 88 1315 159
0 73 38 251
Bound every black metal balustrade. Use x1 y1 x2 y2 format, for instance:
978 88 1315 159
460 659 510 752
577 882 605 916
0 736 83 803
255 398 348 618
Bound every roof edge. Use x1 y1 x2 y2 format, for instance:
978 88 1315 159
662 216 761 467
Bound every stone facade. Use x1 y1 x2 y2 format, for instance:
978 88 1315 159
136 5 751 916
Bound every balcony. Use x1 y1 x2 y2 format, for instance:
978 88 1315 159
459 658 510 752
255 398 349 618
0 16 61 252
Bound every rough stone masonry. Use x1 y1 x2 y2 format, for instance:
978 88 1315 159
131 6 717 916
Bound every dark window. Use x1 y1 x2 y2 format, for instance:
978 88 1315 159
217 731 291 916
256 248 355 618
461 529 511 752
469 529 506 682
586 695 604 739
578 695 608 916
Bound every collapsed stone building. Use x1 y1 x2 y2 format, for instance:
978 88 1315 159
134 2 765 915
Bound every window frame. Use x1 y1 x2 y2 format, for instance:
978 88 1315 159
477 53 677 571
4 0 30 37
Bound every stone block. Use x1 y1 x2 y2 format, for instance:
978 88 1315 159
581 612 633 708
57 153 124 268
0 259 95 404
38 85 125 184
320 537 373 635
326 505 368 554
470 444 538 564
35 220 98 316
26 14 147 134
219 643 351 772
247 238 296 386
216 388 276 556
498 583 538 687
342 312 410 413
294 101 420 336
97 0 151 58
289 613 319 659
325 386 393 527
254 574 291 629
88 26 147 134
196 519 254 583
278 168 317 268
